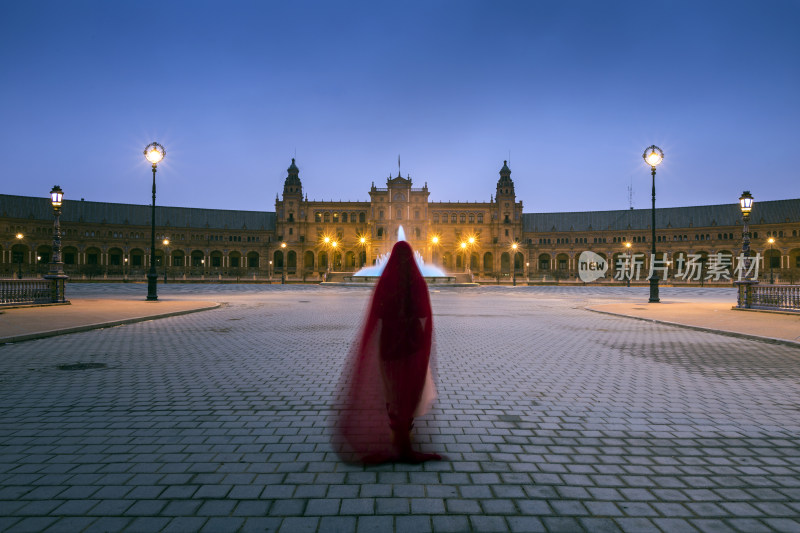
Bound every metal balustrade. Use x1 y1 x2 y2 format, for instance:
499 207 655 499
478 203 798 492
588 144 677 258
737 283 800 312
0 280 53 306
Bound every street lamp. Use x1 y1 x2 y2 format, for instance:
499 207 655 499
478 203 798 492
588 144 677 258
511 242 519 286
739 191 754 279
15 233 24 279
144 142 166 301
625 241 632 287
643 145 664 303
163 238 170 283
47 185 67 298
767 237 776 284
460 241 468 272
358 236 368 268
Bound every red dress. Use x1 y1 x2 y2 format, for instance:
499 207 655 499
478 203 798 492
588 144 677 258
333 241 440 463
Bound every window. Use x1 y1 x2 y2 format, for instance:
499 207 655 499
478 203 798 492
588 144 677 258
433 214 439 223
460 214 466 223
396 208 402 220
477 214 483 224
231 256 240 267
379 210 385 220
212 256 221 267
505 229 509 236
359 212 366 223
323 212 330 222
315 212 322 222
342 213 348 223
451 214 457 223
377 227 384 237
414 211 420 220
333 213 339 222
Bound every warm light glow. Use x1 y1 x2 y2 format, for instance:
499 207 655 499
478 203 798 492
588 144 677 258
468 236 475 244
642 145 664 168
460 242 467 249
625 242 632 248
16 233 23 240
332 241 338 248
281 242 287 248
145 148 164 164
511 243 518 250
163 239 170 246
50 186 63 207
431 236 439 244
739 191 754 215
768 237 775 244
323 236 330 244
359 237 366 244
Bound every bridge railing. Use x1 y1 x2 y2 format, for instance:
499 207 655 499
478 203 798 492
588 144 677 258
0 280 53 306
737 283 800 313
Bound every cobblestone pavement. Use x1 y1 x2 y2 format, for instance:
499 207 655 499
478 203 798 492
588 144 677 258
1 285 798 532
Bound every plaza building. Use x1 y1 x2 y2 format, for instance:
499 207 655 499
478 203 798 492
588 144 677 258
1 159 799 283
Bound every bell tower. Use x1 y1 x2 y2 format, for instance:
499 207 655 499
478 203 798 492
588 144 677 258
496 160 516 225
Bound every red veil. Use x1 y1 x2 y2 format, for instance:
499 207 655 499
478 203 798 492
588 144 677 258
333 241 438 463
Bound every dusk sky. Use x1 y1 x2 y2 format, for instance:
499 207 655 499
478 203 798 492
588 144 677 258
1 1 798 213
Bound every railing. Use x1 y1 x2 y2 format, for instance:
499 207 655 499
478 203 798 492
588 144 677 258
0 280 53 306
737 283 800 312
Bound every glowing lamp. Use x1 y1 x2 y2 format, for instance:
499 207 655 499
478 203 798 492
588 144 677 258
739 191 754 216
642 145 664 167
144 142 166 165
50 185 64 208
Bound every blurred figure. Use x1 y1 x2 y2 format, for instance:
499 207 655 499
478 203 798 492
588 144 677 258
333 240 441 464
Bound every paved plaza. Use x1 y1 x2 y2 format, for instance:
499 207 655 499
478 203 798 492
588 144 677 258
1 284 799 533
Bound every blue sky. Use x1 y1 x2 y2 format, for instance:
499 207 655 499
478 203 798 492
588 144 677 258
1 1 798 213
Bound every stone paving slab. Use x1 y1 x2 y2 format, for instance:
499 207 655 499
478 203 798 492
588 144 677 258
0 285 798 532
587 301 800 347
0 299 220 344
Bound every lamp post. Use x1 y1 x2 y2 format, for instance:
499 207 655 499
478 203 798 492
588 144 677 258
358 236 367 268
269 260 273 280
643 145 664 303
525 262 530 281
144 142 166 301
625 241 632 287
44 185 69 303
739 191 754 279
431 235 440 267
767 237 776 284
460 242 468 273
281 242 287 284
511 242 519 286
163 238 170 283
15 233 24 279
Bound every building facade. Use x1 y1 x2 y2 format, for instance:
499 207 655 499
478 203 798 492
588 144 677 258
2 159 799 282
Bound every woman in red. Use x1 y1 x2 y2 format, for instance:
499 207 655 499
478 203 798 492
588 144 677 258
333 241 442 464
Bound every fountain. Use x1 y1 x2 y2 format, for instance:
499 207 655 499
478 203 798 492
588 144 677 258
325 226 476 285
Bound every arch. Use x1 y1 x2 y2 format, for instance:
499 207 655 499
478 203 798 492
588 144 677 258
483 252 493 272
85 246 102 266
514 251 524 273
470 252 479 272
345 250 356 269
63 245 79 265
286 250 296 271
210 250 223 269
359 250 367 267
500 252 510 273
36 244 52 265
190 250 205 269
303 250 315 270
538 253 551 271
442 252 453 271
130 248 146 268
107 247 123 268
153 249 165 267
556 253 569 272
171 249 185 268
764 247 781 269
273 250 284 270
790 248 800 269
318 251 328 270
247 251 260 269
